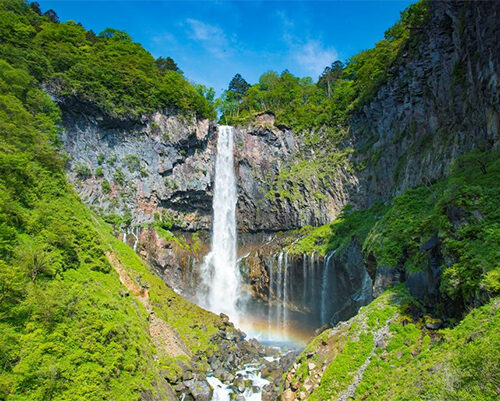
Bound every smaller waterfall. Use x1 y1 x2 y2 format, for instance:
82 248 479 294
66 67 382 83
267 261 274 337
131 227 139 252
276 252 283 335
283 252 288 337
310 253 316 317
302 254 307 306
320 252 335 325
266 251 291 340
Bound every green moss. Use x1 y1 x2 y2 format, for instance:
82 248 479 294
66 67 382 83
287 202 389 256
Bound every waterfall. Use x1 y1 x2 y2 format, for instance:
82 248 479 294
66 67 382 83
283 252 288 337
267 261 273 338
199 126 240 323
131 227 139 252
310 253 316 318
276 252 283 335
320 252 335 325
302 254 307 306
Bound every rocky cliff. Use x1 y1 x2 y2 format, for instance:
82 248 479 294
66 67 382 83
347 0 499 208
56 0 499 336
59 104 335 233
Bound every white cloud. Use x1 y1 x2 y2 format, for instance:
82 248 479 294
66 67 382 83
291 40 338 78
277 10 338 78
152 32 177 46
185 18 232 59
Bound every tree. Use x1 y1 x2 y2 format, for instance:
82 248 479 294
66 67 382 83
318 60 344 97
154 57 181 74
98 28 131 41
227 73 250 102
43 9 59 23
29 2 41 15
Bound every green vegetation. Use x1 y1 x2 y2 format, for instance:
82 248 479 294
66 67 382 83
219 1 430 131
122 154 141 173
0 54 156 399
0 0 216 119
288 150 500 308
74 161 91 179
113 168 125 186
0 20 222 399
101 179 111 194
355 296 500 400
291 287 500 401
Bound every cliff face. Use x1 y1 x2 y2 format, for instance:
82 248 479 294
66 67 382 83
56 0 498 335
59 105 334 233
59 2 499 236
347 0 499 208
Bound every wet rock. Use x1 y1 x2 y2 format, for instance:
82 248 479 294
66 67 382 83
183 379 213 401
214 369 234 383
233 377 246 393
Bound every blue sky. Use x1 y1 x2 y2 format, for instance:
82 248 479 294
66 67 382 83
38 0 414 93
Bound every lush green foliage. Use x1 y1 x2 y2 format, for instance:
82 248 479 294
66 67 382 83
0 56 156 399
0 43 221 401
288 150 500 307
292 287 500 401
220 1 430 131
356 296 500 401
0 0 216 118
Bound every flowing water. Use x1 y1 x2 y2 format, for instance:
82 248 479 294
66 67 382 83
207 362 272 401
199 125 240 323
320 251 335 325
191 125 338 400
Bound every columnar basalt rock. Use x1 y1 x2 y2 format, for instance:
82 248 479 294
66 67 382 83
347 0 499 209
59 107 335 233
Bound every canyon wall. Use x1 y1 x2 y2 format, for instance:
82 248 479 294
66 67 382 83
56 0 499 331
59 105 335 233
347 0 499 208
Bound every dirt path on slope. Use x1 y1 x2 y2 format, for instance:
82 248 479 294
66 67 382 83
106 252 189 358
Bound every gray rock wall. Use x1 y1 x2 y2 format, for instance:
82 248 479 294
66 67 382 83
59 108 334 232
347 0 499 209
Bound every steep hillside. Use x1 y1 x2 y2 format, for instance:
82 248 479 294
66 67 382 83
280 287 499 401
0 3 265 400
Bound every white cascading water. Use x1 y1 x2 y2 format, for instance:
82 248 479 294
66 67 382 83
199 126 240 323
320 251 335 325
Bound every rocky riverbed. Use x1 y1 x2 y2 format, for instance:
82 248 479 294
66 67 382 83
167 313 301 401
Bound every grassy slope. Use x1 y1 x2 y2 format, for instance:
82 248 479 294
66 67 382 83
0 12 221 400
286 287 499 400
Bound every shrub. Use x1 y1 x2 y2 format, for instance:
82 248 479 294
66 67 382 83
74 162 91 179
101 179 111 194
113 168 125 185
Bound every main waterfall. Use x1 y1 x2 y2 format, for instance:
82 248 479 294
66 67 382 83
199 126 240 323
